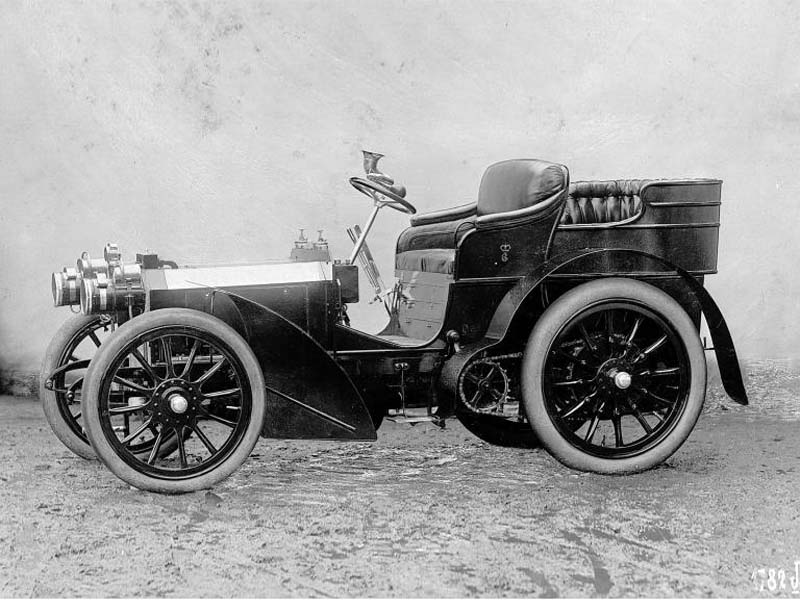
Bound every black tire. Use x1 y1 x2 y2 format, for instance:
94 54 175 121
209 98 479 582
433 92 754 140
456 410 539 448
40 314 111 459
522 278 706 474
83 309 266 493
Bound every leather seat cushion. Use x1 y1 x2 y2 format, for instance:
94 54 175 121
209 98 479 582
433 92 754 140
395 215 475 254
561 179 652 225
409 202 476 227
395 249 456 274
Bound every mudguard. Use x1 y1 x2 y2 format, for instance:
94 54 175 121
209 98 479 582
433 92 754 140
213 291 377 440
482 248 748 405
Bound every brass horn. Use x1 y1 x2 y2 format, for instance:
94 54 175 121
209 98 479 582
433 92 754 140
361 150 406 198
362 150 393 185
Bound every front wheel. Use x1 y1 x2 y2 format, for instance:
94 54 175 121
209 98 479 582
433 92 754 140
522 278 706 474
83 309 266 493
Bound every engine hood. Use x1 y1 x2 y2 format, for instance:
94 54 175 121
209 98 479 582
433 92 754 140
142 261 333 292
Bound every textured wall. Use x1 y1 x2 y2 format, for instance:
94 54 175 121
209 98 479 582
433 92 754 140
1 0 798 375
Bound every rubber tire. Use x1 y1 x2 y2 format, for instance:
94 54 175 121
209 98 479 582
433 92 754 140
521 278 706 474
456 410 539 448
41 314 107 459
83 309 266 493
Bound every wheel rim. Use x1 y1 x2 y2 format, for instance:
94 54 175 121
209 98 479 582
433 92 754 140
52 316 112 444
96 326 253 480
542 300 690 459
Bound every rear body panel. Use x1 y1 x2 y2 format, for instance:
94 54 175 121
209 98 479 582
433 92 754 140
551 180 721 276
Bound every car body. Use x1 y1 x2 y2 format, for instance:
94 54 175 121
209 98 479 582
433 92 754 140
42 152 747 493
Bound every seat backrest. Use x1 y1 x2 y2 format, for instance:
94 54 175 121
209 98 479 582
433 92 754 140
561 179 652 225
477 159 569 225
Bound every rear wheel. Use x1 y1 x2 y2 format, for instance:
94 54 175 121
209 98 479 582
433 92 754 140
83 309 266 493
522 278 706 474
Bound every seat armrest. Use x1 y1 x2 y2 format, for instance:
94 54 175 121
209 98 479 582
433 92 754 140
409 202 477 227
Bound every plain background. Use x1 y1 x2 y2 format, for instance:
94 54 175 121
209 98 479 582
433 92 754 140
1 0 797 374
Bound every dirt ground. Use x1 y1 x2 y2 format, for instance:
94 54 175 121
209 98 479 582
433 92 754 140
1 361 800 598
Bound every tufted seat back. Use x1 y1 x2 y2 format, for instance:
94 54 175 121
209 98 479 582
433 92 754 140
560 179 652 225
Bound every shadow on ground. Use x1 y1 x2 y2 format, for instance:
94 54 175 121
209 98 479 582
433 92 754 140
1 366 799 597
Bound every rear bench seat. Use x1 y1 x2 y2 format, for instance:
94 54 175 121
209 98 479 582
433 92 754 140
561 179 651 225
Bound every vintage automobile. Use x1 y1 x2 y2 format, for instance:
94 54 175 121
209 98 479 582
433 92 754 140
42 151 747 493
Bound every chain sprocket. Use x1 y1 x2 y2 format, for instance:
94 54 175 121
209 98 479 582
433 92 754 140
458 355 518 414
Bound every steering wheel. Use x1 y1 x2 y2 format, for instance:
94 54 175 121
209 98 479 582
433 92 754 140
349 177 417 215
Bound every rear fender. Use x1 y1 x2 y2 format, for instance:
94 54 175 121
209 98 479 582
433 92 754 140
212 290 376 440
485 248 748 405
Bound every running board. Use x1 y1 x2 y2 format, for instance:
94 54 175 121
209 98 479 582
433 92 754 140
385 410 446 427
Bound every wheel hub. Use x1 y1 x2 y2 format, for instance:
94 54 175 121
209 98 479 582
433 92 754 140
594 359 634 391
168 393 189 414
153 378 199 426
613 370 632 390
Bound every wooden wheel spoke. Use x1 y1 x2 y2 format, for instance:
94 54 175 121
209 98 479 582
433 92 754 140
176 428 188 468
192 423 217 454
113 376 152 394
88 331 102 348
121 417 153 446
634 385 674 408
640 367 680 378
561 393 593 419
203 387 242 401
199 410 238 428
195 357 227 386
131 348 160 384
584 414 600 442
636 335 668 362
625 316 643 346
146 429 164 465
552 379 587 388
630 406 653 434
612 414 623 447
161 337 175 378
578 324 600 357
553 349 591 370
180 339 201 379
109 403 149 415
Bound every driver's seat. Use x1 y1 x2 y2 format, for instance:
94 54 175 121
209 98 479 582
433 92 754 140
395 158 568 274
